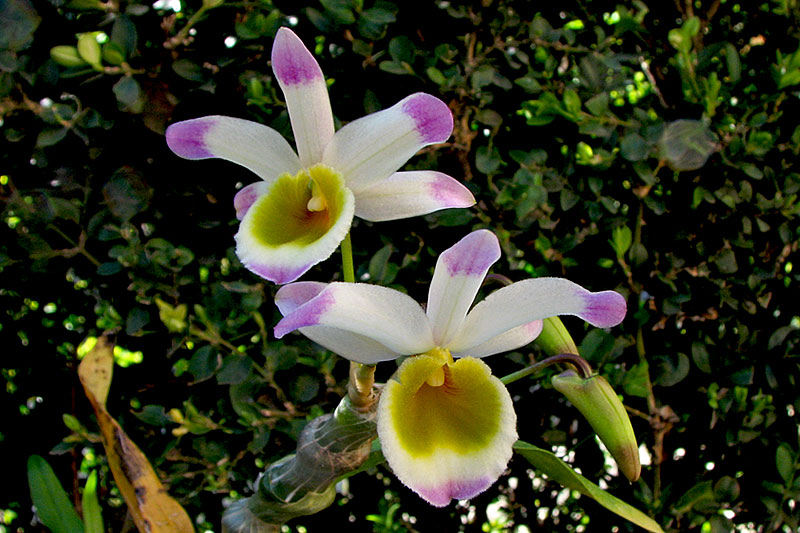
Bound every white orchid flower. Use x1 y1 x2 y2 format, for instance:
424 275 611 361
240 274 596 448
166 27 474 284
272 230 627 506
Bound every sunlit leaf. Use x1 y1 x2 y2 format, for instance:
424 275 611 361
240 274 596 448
514 441 663 532
26 455 85 533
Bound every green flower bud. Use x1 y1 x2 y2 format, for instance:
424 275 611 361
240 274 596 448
535 317 579 356
552 370 641 483
50 46 87 68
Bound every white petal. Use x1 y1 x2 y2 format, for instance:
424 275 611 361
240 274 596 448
354 171 475 222
271 27 334 167
427 230 500 347
451 320 543 358
449 278 627 353
166 116 301 180
322 93 453 193
377 355 517 507
274 283 435 355
274 283 401 364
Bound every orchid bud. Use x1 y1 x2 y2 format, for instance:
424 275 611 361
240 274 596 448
535 317 579 356
552 370 641 483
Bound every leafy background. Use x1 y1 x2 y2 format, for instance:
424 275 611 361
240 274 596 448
2 0 799 531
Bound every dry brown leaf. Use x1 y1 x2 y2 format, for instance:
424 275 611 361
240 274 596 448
77 335 114 408
78 335 194 533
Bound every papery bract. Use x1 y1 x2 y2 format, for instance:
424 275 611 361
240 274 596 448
273 230 627 506
166 27 474 284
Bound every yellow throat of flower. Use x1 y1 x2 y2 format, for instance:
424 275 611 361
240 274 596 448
423 347 454 387
248 164 347 247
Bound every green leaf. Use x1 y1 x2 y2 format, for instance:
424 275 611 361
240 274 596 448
368 245 397 284
36 127 68 147
82 470 104 533
51 45 87 67
658 120 718 171
27 455 85 533
653 352 690 387
217 355 253 385
77 33 102 68
514 442 663 532
674 480 714 514
476 145 502 174
113 76 141 106
776 443 795 483
0 0 40 51
622 361 651 398
609 225 632 259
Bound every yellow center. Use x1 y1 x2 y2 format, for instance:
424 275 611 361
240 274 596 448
247 164 347 247
385 349 504 457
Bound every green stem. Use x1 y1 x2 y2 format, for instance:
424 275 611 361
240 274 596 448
339 232 376 408
501 353 593 385
341 232 355 283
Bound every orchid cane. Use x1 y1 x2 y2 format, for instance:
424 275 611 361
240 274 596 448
166 27 474 284
273 229 627 506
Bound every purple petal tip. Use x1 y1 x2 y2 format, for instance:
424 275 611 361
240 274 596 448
272 27 324 85
273 288 335 337
582 290 627 328
166 120 213 159
402 93 453 144
442 230 500 276
245 261 312 286
428 174 476 208
416 478 492 507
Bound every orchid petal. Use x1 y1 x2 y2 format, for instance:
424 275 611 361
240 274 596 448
451 320 543 359
449 278 627 353
322 93 453 193
377 355 517 507
353 171 475 222
427 230 500 347
274 283 402 364
166 116 301 180
233 181 271 220
271 27 334 167
274 283 435 355
234 166 354 284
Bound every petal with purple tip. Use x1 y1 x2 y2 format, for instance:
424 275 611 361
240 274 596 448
427 230 500 347
166 116 301 180
275 282 402 364
449 278 627 353
271 27 334 167
377 355 517 507
353 171 475 222
322 93 453 193
274 283 434 355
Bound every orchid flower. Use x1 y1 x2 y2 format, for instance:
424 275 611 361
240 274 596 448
165 27 474 284
272 230 627 506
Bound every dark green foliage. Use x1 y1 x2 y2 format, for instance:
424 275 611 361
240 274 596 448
2 1 800 531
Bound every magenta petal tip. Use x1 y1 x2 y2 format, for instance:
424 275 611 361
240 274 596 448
273 289 335 338
272 27 324 85
166 120 214 159
442 230 500 276
402 93 454 144
416 478 493 507
582 290 627 328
